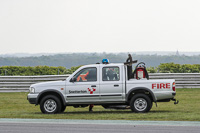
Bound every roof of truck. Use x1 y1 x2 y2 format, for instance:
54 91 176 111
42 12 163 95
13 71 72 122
82 63 125 68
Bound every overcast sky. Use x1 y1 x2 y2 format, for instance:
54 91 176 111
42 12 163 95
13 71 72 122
0 0 200 54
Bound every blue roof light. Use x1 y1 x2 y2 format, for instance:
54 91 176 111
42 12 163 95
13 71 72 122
102 59 109 64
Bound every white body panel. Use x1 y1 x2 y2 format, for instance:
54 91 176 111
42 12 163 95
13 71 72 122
66 65 100 103
33 81 65 93
127 79 175 100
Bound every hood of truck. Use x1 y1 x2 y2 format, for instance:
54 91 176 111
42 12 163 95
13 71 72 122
31 81 65 87
30 81 66 94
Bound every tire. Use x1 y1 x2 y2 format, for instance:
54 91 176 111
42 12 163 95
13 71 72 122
40 95 61 114
130 94 152 113
60 105 66 113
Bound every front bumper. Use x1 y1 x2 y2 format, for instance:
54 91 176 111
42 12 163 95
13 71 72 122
27 93 38 104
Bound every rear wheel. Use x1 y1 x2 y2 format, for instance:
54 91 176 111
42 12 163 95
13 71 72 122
40 95 61 114
130 94 152 113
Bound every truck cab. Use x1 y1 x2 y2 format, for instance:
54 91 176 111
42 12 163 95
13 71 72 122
66 63 125 104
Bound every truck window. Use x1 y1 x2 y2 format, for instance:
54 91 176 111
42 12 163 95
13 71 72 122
74 67 97 82
102 67 119 81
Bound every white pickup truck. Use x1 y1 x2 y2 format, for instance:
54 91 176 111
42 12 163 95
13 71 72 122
27 56 178 114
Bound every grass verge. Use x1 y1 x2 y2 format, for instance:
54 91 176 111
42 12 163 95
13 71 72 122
0 88 200 121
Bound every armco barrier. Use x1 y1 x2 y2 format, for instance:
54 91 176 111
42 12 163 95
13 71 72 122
0 73 199 92
0 75 70 92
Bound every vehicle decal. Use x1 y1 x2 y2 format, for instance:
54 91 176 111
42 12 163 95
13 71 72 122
88 88 96 94
152 83 170 89
69 90 87 94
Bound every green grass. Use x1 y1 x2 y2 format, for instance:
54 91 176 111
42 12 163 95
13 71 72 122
0 88 200 121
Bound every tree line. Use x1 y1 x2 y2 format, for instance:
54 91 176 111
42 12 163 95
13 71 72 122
149 63 200 73
0 63 200 76
0 66 81 76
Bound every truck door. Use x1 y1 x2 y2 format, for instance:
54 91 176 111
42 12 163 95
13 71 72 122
100 66 123 102
66 66 100 103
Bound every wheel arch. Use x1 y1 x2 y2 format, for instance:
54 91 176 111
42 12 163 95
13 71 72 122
126 87 156 103
36 90 66 106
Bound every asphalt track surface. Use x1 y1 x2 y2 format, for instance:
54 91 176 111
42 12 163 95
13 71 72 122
0 119 200 133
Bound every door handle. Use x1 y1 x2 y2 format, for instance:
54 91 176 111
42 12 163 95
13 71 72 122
91 85 96 87
114 85 119 87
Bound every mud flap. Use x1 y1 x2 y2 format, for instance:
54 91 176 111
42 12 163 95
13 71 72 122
171 98 179 104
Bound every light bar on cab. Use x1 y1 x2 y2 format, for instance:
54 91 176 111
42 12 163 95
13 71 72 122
102 59 109 64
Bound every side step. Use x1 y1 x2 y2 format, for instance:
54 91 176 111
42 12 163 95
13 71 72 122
103 105 130 109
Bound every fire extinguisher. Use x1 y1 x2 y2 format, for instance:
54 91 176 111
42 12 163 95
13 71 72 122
133 62 149 80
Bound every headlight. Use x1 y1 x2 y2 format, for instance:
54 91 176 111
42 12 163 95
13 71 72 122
29 87 35 93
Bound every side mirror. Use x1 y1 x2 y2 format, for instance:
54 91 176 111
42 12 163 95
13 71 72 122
70 77 76 82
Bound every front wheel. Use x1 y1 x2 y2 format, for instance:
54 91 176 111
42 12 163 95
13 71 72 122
60 105 66 113
130 94 152 113
40 95 61 114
